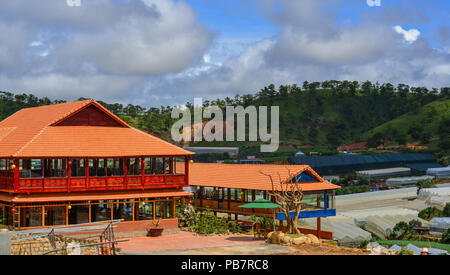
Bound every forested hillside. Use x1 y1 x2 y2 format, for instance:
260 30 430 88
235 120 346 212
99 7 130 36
1 80 449 159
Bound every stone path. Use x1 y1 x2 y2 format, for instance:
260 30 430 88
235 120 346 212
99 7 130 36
117 231 275 255
122 243 295 255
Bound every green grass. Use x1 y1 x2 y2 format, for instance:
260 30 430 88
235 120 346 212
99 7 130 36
376 240 450 251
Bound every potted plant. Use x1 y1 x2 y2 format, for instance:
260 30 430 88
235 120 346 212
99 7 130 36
147 219 164 237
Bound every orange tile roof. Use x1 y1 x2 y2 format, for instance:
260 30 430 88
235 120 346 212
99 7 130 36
186 163 340 192
0 189 193 203
0 100 193 158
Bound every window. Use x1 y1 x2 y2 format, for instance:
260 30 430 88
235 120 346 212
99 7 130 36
88 159 107 177
70 159 86 177
113 202 133 221
98 159 106 176
144 158 152 175
44 159 67 178
44 206 66 226
19 159 43 178
91 202 112 222
0 159 8 170
20 207 43 227
134 201 154 220
155 200 174 219
68 204 90 224
154 158 163 174
107 159 124 176
127 158 141 175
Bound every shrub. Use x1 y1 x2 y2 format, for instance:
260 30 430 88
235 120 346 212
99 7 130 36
442 228 450 244
177 204 241 235
443 202 450 217
418 207 443 221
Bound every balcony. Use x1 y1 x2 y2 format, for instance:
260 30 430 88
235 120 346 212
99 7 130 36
15 174 186 193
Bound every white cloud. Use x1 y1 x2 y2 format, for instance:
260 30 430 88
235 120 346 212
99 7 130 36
393 25 421 43
366 0 381 7
0 0 213 102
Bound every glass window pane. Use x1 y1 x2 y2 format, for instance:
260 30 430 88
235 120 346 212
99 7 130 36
70 159 86 177
127 158 141 175
91 203 112 222
68 205 90 224
135 202 154 220
44 206 66 226
155 201 174 219
155 158 163 174
113 203 133 221
44 159 67 178
20 207 43 227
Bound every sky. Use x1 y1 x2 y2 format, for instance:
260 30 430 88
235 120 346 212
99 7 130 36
0 0 449 107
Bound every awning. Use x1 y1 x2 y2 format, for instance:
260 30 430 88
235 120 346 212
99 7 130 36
0 189 193 204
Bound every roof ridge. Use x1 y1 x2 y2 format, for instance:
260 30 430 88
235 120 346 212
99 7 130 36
130 127 194 155
13 126 49 157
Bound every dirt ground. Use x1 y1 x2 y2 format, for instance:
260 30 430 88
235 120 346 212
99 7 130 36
272 243 371 255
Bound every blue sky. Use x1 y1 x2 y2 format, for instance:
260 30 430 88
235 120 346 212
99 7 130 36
0 0 448 107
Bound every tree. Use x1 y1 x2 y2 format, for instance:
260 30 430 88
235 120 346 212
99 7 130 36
260 170 304 234
442 228 450 244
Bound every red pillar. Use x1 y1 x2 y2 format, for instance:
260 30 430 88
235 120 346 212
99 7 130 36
13 159 19 192
184 155 189 187
67 158 71 193
317 217 321 239
141 158 145 189
86 159 89 189
124 158 128 188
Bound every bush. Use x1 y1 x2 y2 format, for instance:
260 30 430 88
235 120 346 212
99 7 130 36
442 228 450 244
418 207 443 221
443 202 450 217
177 205 241 235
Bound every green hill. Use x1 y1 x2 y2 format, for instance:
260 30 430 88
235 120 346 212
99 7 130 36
362 99 450 146
2 81 449 163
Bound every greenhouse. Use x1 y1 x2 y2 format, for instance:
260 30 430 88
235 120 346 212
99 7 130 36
299 218 371 246
427 166 450 179
386 175 435 187
340 207 428 239
289 153 437 175
429 217 450 233
356 167 411 179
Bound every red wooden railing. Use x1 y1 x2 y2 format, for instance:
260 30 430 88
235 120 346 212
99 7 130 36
13 174 186 193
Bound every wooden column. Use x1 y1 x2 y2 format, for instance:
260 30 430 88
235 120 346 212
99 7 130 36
42 159 45 191
252 190 256 201
317 217 321 239
184 156 189 186
67 158 71 193
141 158 145 189
13 159 19 192
42 206 45 227
124 158 128 188
227 188 231 211
199 187 204 207
86 159 89 189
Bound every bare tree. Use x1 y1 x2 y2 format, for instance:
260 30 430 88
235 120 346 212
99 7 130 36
260 169 304 234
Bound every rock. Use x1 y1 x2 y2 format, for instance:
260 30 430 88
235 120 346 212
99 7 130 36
304 237 311 244
306 234 320 244
281 236 291 245
292 237 307 245
268 231 284 244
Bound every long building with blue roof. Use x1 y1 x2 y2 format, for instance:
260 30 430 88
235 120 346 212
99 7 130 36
288 153 438 175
